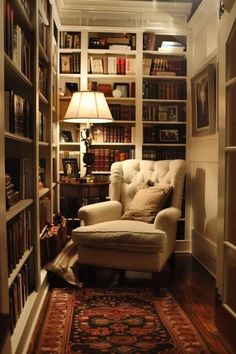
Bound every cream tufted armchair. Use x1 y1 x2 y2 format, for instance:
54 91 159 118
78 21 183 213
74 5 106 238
72 159 186 285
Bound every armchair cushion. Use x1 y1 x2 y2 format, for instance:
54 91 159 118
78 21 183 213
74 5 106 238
72 219 166 253
121 183 173 223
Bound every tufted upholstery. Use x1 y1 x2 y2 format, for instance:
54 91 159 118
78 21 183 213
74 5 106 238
110 159 184 212
72 159 185 278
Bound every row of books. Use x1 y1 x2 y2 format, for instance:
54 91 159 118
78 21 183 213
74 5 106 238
7 209 32 275
143 104 183 122
5 159 27 201
142 147 185 160
5 173 20 210
9 262 31 333
158 41 186 53
92 148 135 172
39 64 48 98
89 56 136 75
143 32 157 51
60 31 80 49
94 125 135 144
143 81 186 100
60 53 80 73
89 34 136 50
143 58 186 76
109 104 135 121
39 112 47 142
143 126 186 144
143 32 186 52
5 90 32 138
39 13 48 53
5 1 31 79
90 81 135 98
39 197 51 233
39 158 46 189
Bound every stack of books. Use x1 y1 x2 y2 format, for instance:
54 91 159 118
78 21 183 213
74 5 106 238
5 174 20 210
158 41 185 53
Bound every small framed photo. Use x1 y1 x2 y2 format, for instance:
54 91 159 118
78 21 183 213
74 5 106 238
62 158 79 178
65 82 78 96
113 83 129 97
159 129 179 142
167 106 178 121
60 130 73 143
158 105 178 121
60 54 71 73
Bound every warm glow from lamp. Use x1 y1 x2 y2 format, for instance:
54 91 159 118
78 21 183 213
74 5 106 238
63 91 113 123
63 91 113 182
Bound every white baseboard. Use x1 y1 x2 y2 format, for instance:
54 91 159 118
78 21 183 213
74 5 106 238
175 239 191 253
191 228 217 277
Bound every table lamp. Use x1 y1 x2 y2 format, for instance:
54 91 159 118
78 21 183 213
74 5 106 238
63 91 113 182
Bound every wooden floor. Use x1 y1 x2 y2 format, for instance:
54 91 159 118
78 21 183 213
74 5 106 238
33 254 230 353
158 254 230 354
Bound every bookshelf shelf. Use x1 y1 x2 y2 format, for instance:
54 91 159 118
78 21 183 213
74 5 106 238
88 74 136 79
6 199 33 223
106 97 136 102
38 187 50 199
143 75 187 80
143 121 186 125
8 247 34 287
143 50 187 56
92 142 135 146
143 143 186 147
5 55 33 88
59 73 81 78
143 98 187 103
12 0 32 31
39 43 50 64
5 132 33 144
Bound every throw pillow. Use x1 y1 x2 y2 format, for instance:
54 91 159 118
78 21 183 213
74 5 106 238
121 183 173 223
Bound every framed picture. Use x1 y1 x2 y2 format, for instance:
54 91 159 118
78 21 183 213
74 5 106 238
60 54 71 73
62 158 79 178
158 105 178 121
60 130 73 143
159 129 179 142
113 83 129 97
191 63 216 136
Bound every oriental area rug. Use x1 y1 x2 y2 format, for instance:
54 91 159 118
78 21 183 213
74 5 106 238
32 287 210 354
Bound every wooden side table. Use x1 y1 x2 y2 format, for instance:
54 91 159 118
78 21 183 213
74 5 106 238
59 181 110 218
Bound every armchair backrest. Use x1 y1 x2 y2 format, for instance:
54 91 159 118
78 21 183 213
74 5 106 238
109 159 185 213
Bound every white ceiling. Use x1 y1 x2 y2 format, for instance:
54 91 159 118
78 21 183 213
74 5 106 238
53 0 201 27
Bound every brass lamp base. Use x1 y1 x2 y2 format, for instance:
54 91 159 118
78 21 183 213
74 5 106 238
80 152 97 183
79 175 98 183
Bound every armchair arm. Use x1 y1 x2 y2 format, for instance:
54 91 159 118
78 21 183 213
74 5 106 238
154 207 181 234
78 200 123 225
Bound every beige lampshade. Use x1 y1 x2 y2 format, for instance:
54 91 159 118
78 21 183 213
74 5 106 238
63 91 113 123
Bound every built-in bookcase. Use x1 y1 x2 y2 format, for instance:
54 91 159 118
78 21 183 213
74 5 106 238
142 32 187 163
0 0 59 352
58 30 137 177
58 28 186 239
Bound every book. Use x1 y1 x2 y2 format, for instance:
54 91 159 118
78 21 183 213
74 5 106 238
5 158 27 199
